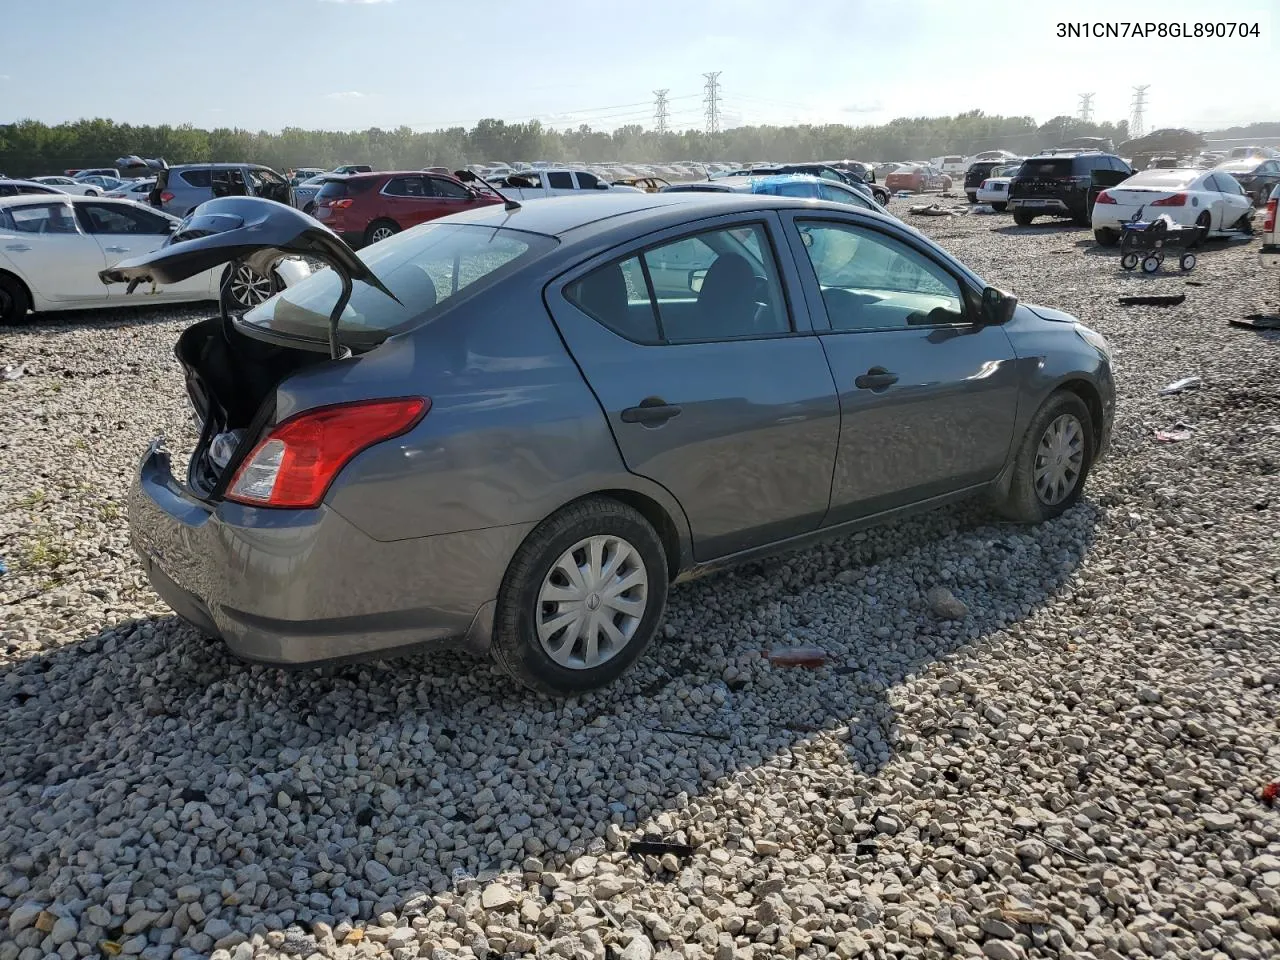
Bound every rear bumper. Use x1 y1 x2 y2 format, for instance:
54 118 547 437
1260 244 1280 269
1009 198 1072 214
128 440 531 666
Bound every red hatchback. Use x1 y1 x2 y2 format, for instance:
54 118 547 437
312 171 502 247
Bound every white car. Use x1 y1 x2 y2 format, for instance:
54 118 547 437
975 164 1023 211
0 195 310 325
1261 183 1279 273
103 179 156 202
31 176 106 197
1091 168 1255 246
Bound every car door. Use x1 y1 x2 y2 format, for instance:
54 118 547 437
1218 172 1254 225
0 200 108 302
546 171 576 197
425 175 480 218
74 201 211 299
380 175 440 229
546 213 841 561
780 211 1021 523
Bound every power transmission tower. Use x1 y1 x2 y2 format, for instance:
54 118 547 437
653 89 670 135
1078 93 1094 123
702 72 722 135
1130 85 1149 138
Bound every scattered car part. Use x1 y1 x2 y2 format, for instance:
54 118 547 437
1118 294 1187 307
1229 315 1280 330
1160 376 1201 395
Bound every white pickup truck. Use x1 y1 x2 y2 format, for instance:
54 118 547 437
459 168 642 201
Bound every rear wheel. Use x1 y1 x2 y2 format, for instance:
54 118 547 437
365 219 400 245
1195 211 1212 244
996 391 1094 523
1013 210 1036 226
491 497 669 696
991 201 1007 212
1093 228 1119 247
0 274 32 325
84 189 99 197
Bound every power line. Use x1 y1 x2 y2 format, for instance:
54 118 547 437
703 72 722 135
1130 85 1149 138
1078 93 1095 123
653 89 669 135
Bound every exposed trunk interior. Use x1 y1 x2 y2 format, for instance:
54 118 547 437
175 316 329 498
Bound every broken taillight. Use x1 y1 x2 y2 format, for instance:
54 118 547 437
1150 193 1187 207
225 398 429 509
1095 191 1117 204
161 191 174 204
326 199 354 209
1265 198 1277 233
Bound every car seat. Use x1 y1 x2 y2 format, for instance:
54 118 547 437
571 262 643 339
695 252 762 339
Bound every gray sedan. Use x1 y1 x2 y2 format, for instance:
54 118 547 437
122 192 1115 695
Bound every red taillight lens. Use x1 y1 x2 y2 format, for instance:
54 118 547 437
325 198 354 209
226 398 429 509
161 191 174 203
1095 190 1116 204
1151 193 1187 207
1265 198 1277 233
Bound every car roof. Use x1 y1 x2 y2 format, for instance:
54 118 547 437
0 194 153 208
437 190 894 240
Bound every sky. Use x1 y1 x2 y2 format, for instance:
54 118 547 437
1 0 1274 135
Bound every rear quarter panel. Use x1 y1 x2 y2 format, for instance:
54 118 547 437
298 280 691 551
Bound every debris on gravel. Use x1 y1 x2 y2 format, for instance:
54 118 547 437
1 219 1278 960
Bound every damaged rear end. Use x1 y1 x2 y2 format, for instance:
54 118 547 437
103 197 551 665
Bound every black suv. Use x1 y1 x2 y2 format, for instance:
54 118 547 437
1007 152 1134 226
963 160 1015 202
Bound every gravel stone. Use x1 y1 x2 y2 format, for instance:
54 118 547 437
2 215 1278 960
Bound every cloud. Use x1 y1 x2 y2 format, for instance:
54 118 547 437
325 91 367 100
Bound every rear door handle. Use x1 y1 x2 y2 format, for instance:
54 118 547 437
104 245 129 253
854 367 899 391
621 399 682 425
4 243 31 252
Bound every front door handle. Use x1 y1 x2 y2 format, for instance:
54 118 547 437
104 245 129 253
854 367 899 391
4 243 31 252
621 398 682 425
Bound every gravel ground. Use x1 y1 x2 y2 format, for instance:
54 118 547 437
1 207 1278 960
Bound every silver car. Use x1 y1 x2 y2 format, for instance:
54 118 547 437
154 163 294 217
108 193 1115 696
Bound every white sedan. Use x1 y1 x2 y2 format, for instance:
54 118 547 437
1091 168 1255 247
30 176 107 197
975 163 1023 211
103 179 156 202
0 195 309 325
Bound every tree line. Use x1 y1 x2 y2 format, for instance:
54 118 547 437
0 113 1270 178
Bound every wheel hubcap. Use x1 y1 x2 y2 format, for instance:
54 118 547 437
372 227 394 242
536 534 649 670
230 265 273 307
1033 414 1085 506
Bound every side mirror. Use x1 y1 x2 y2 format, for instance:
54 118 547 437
689 268 708 294
980 286 1017 326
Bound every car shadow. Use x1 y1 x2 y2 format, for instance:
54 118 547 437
992 221 1084 237
10 301 213 337
0 499 1102 937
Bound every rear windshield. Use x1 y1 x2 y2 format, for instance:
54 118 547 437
240 223 556 347
178 169 212 188
315 180 352 201
1016 158 1074 178
1123 169 1197 188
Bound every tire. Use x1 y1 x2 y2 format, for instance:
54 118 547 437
220 263 280 311
491 497 669 696
303 202 316 216
1013 210 1036 226
966 194 977 204
1121 252 1139 270
991 202 1007 212
995 391 1094 523
365 219 400 245
1180 253 1197 271
1072 208 1090 227
1142 256 1161 274
1195 211 1211 244
1093 228 1119 247
0 273 32 325
85 189 98 197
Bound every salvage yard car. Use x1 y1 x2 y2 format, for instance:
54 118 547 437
1008 151 1133 226
0 194 307 324
1213 157 1280 207
105 192 1115 696
1090 168 1256 247
311 170 504 247
1261 184 1279 274
975 164 1022 211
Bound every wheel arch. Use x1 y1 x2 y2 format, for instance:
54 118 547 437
1054 377 1105 455
0 268 36 313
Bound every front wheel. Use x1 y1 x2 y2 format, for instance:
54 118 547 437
84 189 99 197
1121 252 1139 270
1093 228 1119 247
995 391 1094 523
1013 210 1036 226
221 263 280 311
491 497 669 696
1195 211 1212 244
991 201 1007 212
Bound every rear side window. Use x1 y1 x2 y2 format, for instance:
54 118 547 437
384 176 428 197
178 169 212 188
547 172 574 189
576 172 601 189
565 256 660 343
10 203 79 234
